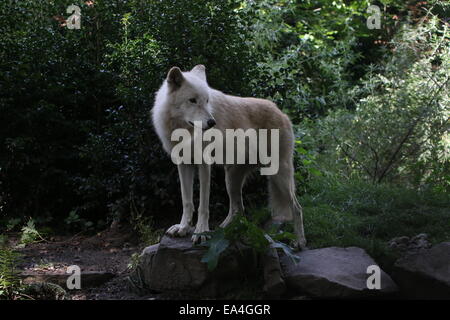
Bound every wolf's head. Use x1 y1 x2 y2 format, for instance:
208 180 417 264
165 65 216 130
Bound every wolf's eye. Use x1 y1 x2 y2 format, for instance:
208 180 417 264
189 98 197 104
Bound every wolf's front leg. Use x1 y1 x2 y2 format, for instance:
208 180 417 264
167 164 195 237
192 164 211 243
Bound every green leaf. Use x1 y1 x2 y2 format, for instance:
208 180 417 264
200 230 230 271
308 168 322 176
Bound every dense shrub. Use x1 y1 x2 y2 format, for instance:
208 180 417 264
0 0 259 228
311 17 449 188
245 0 367 120
0 0 125 226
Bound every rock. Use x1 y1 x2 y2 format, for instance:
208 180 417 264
388 234 432 255
127 244 159 295
280 247 398 298
393 242 450 299
410 233 432 251
128 236 258 297
23 282 67 300
262 248 286 297
290 295 311 300
389 236 410 248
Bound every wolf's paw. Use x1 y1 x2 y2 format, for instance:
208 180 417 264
219 214 235 228
294 238 308 251
166 224 192 237
191 225 210 244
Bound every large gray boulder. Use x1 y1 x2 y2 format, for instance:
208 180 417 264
280 247 398 298
128 235 257 297
393 242 450 299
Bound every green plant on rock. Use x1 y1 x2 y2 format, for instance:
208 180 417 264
199 214 299 271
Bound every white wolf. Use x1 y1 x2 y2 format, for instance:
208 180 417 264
152 65 306 248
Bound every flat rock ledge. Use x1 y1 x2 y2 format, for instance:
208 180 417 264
280 247 398 299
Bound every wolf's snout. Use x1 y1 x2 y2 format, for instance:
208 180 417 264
207 119 216 128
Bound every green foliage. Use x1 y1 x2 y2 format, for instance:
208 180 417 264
0 0 258 226
0 0 124 224
246 0 364 120
5 218 21 232
200 229 230 271
19 219 45 246
129 195 163 246
306 17 449 189
0 243 23 300
293 138 322 192
302 174 450 261
222 215 270 252
199 214 298 271
64 210 94 232
127 252 142 272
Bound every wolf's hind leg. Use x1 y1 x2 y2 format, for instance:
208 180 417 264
220 165 249 228
268 161 306 249
167 164 195 237
192 164 211 243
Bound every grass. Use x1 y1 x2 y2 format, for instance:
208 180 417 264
299 176 450 265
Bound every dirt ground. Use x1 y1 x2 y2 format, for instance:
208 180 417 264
12 224 158 300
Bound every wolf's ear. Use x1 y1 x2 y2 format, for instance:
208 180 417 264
191 64 206 81
167 67 184 90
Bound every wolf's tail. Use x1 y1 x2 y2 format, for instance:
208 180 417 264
288 174 307 249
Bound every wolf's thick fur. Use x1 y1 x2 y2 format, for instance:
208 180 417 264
152 65 306 248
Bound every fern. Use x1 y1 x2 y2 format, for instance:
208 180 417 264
0 244 23 300
19 218 45 246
